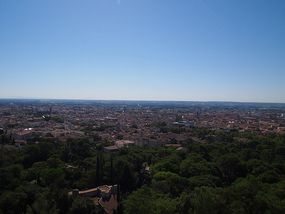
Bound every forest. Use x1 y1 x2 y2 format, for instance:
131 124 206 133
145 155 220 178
1 129 285 214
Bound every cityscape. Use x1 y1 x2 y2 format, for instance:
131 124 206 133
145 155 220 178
1 100 285 147
1 0 285 213
1 99 285 213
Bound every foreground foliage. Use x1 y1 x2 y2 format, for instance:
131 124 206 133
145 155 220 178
0 130 285 213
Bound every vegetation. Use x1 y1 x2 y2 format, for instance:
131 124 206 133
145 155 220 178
1 129 285 213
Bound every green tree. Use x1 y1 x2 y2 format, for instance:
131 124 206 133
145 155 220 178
123 187 178 214
191 186 225 214
114 158 135 192
217 154 245 184
69 197 98 214
152 171 188 197
0 191 28 214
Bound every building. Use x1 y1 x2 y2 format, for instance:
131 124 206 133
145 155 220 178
103 145 119 153
69 185 118 214
173 120 195 127
114 140 135 148
14 139 27 147
104 140 135 153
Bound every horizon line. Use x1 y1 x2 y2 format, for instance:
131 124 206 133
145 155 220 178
0 97 285 105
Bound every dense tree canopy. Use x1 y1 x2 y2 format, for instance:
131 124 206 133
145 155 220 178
0 130 285 213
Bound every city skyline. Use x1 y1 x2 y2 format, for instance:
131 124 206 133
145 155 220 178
1 0 285 103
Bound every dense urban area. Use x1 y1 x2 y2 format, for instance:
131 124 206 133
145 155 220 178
1 99 285 213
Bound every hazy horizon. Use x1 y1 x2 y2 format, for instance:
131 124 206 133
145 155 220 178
1 97 285 105
1 0 285 103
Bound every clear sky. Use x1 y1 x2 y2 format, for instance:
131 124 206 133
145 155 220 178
0 0 284 102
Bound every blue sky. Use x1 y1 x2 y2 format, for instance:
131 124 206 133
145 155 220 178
0 0 284 102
